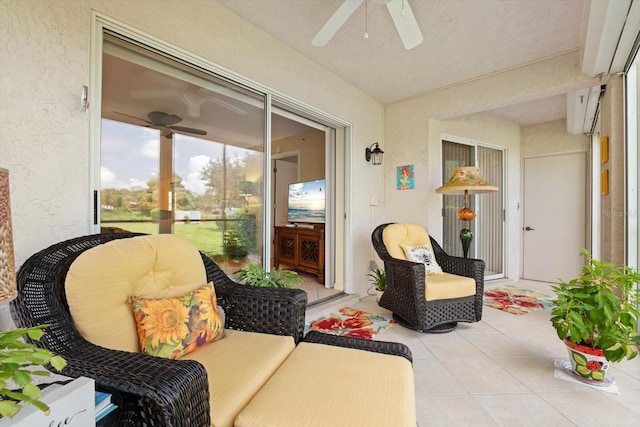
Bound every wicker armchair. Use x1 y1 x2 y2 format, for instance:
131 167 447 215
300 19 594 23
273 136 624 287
372 223 485 333
10 233 307 426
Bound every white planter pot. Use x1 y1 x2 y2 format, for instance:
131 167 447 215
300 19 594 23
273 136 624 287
564 339 610 382
376 290 383 302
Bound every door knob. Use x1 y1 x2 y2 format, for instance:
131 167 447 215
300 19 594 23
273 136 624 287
525 226 535 231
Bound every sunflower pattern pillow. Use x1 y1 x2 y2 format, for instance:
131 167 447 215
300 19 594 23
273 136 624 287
130 283 225 359
401 243 444 275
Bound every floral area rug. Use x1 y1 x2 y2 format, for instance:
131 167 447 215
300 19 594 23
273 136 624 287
305 307 394 340
483 285 553 315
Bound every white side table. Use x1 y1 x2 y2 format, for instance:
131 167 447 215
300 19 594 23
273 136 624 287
0 377 96 426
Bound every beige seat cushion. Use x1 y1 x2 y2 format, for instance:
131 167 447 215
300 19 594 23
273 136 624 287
182 330 295 427
235 342 416 427
65 234 207 352
382 223 432 260
426 272 476 301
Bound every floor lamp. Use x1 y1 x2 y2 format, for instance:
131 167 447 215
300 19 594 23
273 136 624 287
436 166 498 258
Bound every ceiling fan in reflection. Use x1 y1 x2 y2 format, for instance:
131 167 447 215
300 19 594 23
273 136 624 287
113 111 207 138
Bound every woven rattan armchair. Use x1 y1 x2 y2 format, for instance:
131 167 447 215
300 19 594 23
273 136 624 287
372 223 485 333
10 233 307 426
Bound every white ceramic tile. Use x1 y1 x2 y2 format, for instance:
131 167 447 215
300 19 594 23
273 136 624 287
497 357 587 392
415 395 497 427
539 391 640 427
473 393 574 427
605 365 640 391
418 332 490 360
464 334 539 358
440 358 531 394
456 320 501 335
308 280 640 426
603 389 640 416
413 359 467 395
380 333 437 360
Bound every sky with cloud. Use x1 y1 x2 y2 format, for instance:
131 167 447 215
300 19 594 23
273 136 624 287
101 119 255 195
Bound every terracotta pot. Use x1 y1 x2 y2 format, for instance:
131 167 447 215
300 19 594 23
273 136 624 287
564 338 610 382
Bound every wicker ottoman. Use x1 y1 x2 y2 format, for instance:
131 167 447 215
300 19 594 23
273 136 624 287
235 331 416 427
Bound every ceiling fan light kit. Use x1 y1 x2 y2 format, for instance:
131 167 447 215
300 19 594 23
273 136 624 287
313 0 423 50
114 111 207 138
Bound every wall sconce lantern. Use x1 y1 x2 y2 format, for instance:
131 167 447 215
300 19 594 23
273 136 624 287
365 142 384 165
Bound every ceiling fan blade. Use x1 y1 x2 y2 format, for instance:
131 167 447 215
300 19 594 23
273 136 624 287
386 0 424 50
148 111 182 126
312 0 363 47
168 125 207 136
112 111 151 124
130 88 177 99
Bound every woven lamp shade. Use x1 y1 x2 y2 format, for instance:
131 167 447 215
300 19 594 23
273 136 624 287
435 166 498 195
0 168 17 303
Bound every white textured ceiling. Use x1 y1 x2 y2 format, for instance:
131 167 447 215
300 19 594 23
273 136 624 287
217 0 587 126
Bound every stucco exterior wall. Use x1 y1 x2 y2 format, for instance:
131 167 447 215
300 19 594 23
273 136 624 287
521 119 589 157
382 51 598 280
0 0 382 295
0 0 610 293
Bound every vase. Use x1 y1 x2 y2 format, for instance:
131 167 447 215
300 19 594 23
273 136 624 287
564 338 610 382
376 290 383 302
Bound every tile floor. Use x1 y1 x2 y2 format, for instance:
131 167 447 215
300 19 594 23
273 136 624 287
343 280 640 427
295 271 343 304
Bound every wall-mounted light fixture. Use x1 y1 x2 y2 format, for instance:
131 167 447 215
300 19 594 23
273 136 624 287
365 142 384 165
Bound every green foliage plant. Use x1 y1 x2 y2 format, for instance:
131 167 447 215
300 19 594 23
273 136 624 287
550 249 640 363
367 267 386 291
234 264 304 288
223 230 249 260
0 325 67 419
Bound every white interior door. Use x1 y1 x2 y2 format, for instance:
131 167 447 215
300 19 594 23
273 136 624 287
523 153 586 282
273 158 298 226
270 157 298 261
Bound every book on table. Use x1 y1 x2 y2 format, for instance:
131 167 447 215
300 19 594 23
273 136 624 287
95 390 118 422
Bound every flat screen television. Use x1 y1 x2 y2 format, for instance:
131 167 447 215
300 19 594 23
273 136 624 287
287 179 325 224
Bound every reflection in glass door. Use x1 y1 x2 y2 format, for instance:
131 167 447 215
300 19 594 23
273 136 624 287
100 33 265 272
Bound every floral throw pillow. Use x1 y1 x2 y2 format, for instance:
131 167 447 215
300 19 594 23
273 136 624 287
401 243 443 275
130 283 225 359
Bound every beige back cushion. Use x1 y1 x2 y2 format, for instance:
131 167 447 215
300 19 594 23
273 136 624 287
382 223 431 259
65 234 207 352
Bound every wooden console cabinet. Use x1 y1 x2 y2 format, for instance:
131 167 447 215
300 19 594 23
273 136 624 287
274 225 325 284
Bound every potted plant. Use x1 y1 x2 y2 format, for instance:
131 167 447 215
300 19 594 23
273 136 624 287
367 267 386 302
233 264 304 288
0 325 67 419
550 249 640 382
222 230 249 261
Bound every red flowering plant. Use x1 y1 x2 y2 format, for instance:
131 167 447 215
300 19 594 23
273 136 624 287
550 249 640 363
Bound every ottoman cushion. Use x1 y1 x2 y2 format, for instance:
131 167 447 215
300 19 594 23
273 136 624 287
235 341 416 427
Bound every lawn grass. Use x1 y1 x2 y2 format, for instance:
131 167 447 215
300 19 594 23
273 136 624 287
103 221 226 254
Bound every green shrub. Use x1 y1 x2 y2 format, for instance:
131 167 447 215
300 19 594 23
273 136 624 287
233 264 304 288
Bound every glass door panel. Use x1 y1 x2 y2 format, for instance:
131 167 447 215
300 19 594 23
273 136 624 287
100 33 265 271
441 140 504 277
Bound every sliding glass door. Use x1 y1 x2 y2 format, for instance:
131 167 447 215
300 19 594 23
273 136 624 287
100 33 266 271
442 140 505 278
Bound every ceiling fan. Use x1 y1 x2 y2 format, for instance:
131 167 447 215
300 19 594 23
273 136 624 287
114 111 208 138
312 0 423 50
